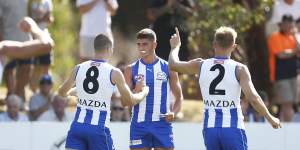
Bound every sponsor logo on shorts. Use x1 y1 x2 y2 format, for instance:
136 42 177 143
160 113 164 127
130 139 142 146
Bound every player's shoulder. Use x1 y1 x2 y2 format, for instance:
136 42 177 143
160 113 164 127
233 60 247 69
126 59 143 71
158 57 168 66
111 67 123 83
235 62 249 80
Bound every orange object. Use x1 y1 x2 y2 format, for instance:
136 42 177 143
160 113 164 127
267 32 297 82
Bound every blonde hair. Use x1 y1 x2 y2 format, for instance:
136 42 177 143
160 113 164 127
214 26 237 49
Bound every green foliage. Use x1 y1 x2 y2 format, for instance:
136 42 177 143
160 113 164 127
49 0 80 84
189 0 273 58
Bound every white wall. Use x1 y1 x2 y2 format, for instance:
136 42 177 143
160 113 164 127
0 122 299 150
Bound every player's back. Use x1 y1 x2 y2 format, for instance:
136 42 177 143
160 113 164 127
66 59 116 150
199 57 244 129
74 60 115 127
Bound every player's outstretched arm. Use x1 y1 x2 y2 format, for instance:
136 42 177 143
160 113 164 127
112 68 149 106
58 66 79 97
238 65 281 129
168 27 202 75
164 70 183 122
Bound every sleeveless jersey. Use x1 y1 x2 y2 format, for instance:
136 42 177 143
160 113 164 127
74 60 115 127
131 58 171 123
199 58 245 129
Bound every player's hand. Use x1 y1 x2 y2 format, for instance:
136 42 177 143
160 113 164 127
19 17 34 32
134 76 145 93
161 112 175 122
267 116 281 129
170 27 181 49
142 86 149 97
19 17 40 34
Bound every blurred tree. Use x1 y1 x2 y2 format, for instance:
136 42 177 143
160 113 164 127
49 0 80 85
113 0 150 35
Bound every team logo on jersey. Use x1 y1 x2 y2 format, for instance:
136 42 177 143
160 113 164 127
203 100 236 108
90 61 101 66
214 60 224 64
156 71 167 81
134 74 144 82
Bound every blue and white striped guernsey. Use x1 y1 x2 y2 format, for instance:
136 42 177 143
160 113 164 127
74 60 115 127
199 57 245 129
131 58 171 123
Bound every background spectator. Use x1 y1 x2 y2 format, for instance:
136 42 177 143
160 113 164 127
266 0 300 36
110 98 130 122
37 95 74 121
0 0 32 103
0 94 28 122
76 0 118 62
268 14 298 122
29 74 54 121
147 0 196 61
28 0 54 92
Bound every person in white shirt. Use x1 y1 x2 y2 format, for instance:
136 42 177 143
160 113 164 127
76 0 118 61
28 0 55 92
0 94 28 122
266 0 300 36
38 95 74 122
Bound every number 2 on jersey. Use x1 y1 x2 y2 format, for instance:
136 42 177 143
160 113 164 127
83 66 99 94
209 64 225 95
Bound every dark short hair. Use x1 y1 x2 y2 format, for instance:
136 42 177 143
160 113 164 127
136 28 156 41
40 74 53 85
94 34 113 52
281 14 293 23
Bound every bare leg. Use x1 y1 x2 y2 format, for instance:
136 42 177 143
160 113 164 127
29 65 40 92
4 67 15 96
15 64 31 103
280 102 295 122
30 64 49 92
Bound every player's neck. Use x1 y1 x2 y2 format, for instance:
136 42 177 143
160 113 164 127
94 53 109 62
214 50 231 59
141 54 158 64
